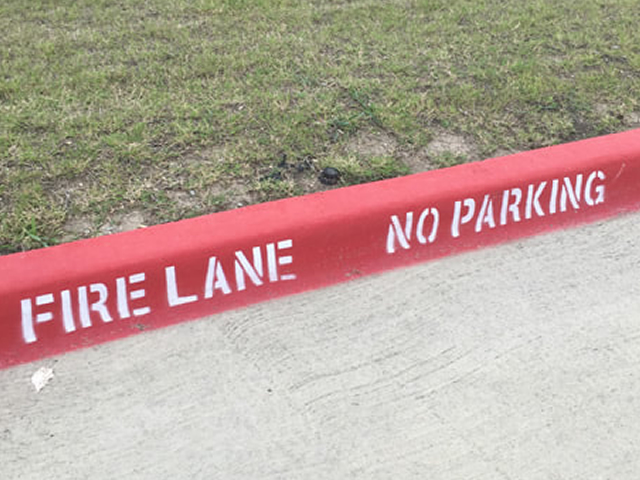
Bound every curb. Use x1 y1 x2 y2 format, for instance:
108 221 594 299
2 129 639 369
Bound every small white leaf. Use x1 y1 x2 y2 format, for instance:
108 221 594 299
31 367 54 392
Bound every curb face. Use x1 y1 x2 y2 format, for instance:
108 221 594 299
2 129 639 369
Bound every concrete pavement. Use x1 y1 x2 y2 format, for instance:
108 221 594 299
1 211 639 479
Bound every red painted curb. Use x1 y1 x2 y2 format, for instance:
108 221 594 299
2 129 639 369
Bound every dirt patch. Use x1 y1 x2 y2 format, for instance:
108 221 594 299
628 111 640 128
594 103 612 116
166 190 200 211
204 178 258 210
344 131 398 158
99 210 147 235
223 179 258 209
425 131 479 160
60 216 94 243
400 130 480 173
329 129 482 175
182 145 227 165
593 103 628 122
491 148 520 158
397 148 433 173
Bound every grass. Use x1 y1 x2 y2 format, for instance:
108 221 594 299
1 0 639 253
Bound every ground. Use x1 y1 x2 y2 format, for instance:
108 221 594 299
1 0 639 253
3 211 639 479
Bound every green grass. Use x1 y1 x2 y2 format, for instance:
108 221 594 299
1 0 639 253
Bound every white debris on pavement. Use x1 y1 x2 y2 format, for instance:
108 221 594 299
31 367 54 392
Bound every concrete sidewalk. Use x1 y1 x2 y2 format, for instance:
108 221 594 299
2 212 639 479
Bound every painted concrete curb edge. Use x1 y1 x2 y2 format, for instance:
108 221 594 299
2 129 639 369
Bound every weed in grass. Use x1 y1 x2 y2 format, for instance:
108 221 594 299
22 218 50 249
